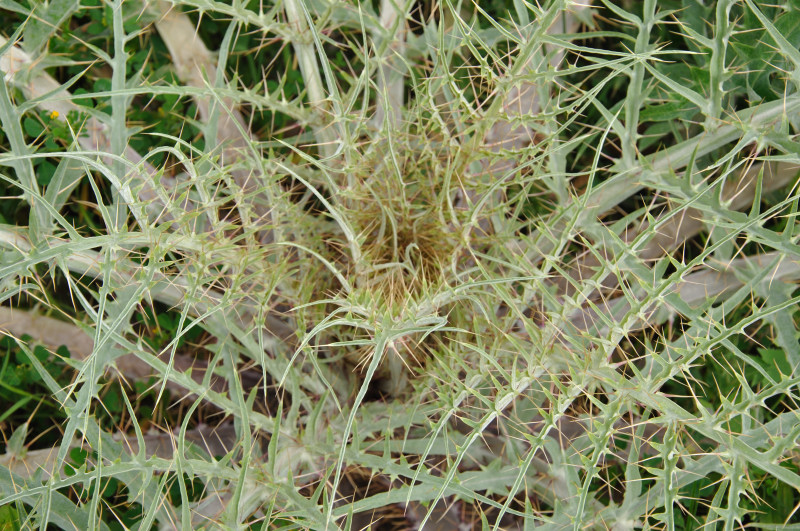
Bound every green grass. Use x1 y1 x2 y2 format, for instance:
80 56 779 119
1 0 800 529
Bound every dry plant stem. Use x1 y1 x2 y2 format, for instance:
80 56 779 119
0 227 296 350
0 424 240 531
458 2 592 226
567 251 800 336
526 412 665 462
0 307 92 360
485 1 592 153
0 37 188 228
555 161 800 297
0 229 308 415
371 0 407 130
0 307 239 396
154 7 300 357
508 93 800 278
283 0 337 159
155 4 276 242
0 422 239 480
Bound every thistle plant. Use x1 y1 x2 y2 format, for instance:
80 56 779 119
0 0 799 529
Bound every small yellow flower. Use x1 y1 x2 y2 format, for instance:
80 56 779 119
49 110 59 120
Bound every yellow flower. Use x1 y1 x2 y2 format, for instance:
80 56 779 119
49 110 59 120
